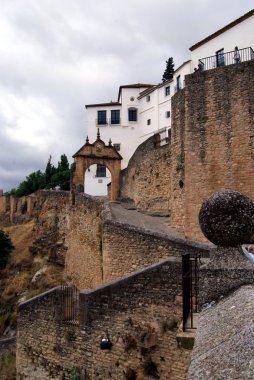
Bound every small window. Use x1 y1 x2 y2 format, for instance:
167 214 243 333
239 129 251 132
97 110 107 125
147 119 151 125
96 164 106 178
146 95 150 102
176 75 181 91
165 111 170 118
165 86 170 96
111 110 120 125
128 108 137 122
113 143 120 151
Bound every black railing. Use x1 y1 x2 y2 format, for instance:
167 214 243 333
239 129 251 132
109 118 121 125
60 285 79 325
198 47 254 71
182 254 200 331
96 118 108 126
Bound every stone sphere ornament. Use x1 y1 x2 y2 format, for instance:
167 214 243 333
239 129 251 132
199 190 254 246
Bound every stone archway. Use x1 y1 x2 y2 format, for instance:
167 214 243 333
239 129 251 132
71 130 122 201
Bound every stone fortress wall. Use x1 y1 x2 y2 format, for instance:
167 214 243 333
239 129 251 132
119 133 171 214
17 259 192 380
171 60 254 241
0 59 253 379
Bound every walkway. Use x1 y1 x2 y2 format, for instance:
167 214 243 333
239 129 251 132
108 201 184 239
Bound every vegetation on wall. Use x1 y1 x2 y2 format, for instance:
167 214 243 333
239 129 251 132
6 154 71 197
176 154 185 173
0 230 14 269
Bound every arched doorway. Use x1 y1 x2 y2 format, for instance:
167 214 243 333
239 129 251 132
84 163 112 196
71 130 122 201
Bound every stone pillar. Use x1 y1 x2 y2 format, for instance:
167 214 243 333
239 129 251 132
10 196 17 224
198 190 254 304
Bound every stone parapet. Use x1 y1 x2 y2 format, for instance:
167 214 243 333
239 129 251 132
17 259 192 380
199 246 254 304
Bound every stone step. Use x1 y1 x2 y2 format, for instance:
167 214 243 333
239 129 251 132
176 313 199 349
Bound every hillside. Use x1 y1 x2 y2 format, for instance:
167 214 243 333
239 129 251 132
1 221 68 335
0 220 68 379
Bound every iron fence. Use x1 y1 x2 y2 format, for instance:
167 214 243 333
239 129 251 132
198 47 254 71
60 285 80 325
182 254 200 331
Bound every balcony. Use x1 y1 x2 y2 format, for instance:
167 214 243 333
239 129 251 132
96 118 121 126
109 118 121 125
174 82 182 93
96 118 108 126
198 47 254 71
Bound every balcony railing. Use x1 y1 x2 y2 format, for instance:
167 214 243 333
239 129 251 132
198 47 254 71
96 118 121 126
109 118 121 125
174 81 182 93
96 118 108 126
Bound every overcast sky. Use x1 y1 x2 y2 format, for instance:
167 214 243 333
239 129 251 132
0 0 253 192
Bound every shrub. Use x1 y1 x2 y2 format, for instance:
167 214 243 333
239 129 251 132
0 230 14 269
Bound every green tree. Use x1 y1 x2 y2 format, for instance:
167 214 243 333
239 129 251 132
7 153 71 196
57 154 69 172
45 155 56 186
0 230 14 269
162 57 174 82
15 170 45 197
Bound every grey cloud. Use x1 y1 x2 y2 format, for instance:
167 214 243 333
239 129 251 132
0 0 253 191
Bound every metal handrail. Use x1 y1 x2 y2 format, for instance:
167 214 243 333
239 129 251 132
109 118 121 125
96 118 108 126
198 47 254 71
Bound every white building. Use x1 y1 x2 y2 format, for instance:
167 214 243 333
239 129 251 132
190 9 254 71
137 60 191 145
84 9 254 196
85 84 154 195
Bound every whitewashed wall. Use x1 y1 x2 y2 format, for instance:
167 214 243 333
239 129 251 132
84 165 111 196
190 15 254 70
86 87 149 169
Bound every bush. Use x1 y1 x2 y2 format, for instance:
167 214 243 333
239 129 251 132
0 230 14 269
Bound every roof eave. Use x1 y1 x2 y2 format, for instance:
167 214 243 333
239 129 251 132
190 9 254 51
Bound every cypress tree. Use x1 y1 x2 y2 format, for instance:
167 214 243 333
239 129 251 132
162 57 175 82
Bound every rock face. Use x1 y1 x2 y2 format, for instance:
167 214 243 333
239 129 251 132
199 190 254 246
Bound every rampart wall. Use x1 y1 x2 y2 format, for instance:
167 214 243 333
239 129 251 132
119 135 171 214
102 208 209 282
65 193 104 289
170 89 186 229
29 191 70 266
17 258 192 380
170 60 254 241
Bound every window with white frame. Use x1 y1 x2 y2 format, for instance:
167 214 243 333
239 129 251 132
128 108 137 122
165 86 170 96
96 164 106 177
165 111 170 118
110 110 120 125
147 119 151 125
146 95 150 102
97 110 107 125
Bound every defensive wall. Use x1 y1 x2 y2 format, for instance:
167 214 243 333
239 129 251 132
170 60 254 241
65 193 104 289
17 258 192 380
119 134 171 214
102 203 210 283
5 190 209 289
